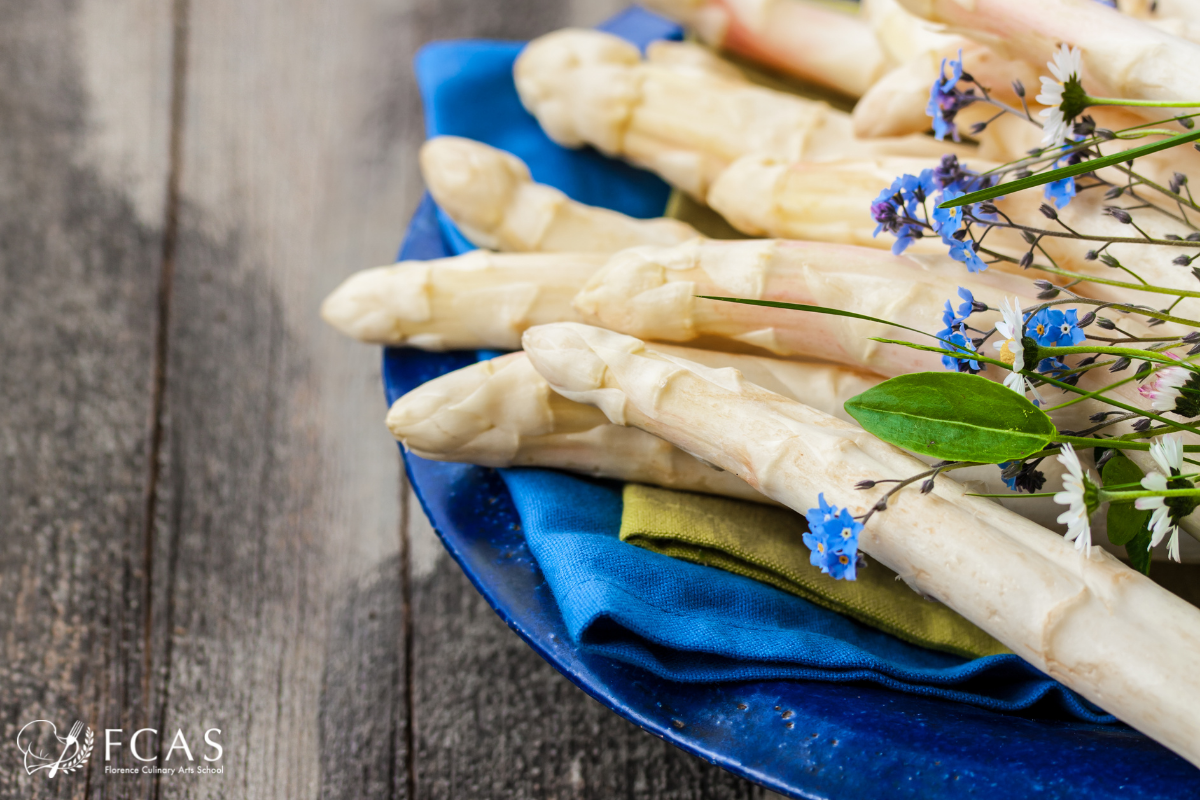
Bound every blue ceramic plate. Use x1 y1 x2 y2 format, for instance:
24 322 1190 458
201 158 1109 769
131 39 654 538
384 196 1200 800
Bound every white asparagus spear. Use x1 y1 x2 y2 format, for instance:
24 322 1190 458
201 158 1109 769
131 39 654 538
707 155 962 252
523 320 1200 768
637 0 890 97
387 347 878 504
420 137 700 254
852 43 1042 139
389 347 1108 537
319 250 606 348
513 29 971 201
707 155 1200 320
893 0 1200 112
568 237 1200 534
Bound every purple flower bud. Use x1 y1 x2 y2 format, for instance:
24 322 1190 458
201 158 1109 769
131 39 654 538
1175 255 1192 266
1085 249 1098 261
1104 186 1124 200
1039 203 1058 220
1097 129 1117 141
1078 312 1095 328
1104 206 1133 224
1097 317 1116 330
855 480 876 490
920 479 936 494
1019 252 1033 268
1133 417 1152 431
1012 79 1025 97
1109 356 1132 372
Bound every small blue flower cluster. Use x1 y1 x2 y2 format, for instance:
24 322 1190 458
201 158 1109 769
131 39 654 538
926 51 976 142
1027 306 1086 373
803 494 864 580
870 170 934 255
871 155 992 272
938 287 982 373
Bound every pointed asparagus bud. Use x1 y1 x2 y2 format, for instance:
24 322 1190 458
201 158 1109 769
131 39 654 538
420 136 699 253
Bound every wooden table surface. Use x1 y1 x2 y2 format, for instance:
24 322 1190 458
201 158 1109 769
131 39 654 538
0 0 788 797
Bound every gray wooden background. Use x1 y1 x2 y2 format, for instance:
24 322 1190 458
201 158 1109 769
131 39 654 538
0 0 788 796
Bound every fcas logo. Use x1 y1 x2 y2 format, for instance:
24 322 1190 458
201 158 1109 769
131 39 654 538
16 720 94 777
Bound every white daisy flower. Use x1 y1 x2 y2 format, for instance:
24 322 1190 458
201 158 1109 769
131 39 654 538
1139 365 1190 413
1036 44 1083 148
1150 434 1184 476
1134 435 1186 562
1135 472 1177 550
1054 443 1094 556
993 297 1042 401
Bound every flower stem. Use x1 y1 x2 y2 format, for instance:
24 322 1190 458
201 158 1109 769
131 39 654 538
1086 96 1200 109
1055 435 1200 452
1101 488 1200 501
1038 345 1200 371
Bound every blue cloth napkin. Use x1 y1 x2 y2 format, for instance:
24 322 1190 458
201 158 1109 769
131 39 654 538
500 469 1114 722
409 9 1114 723
412 7 679 252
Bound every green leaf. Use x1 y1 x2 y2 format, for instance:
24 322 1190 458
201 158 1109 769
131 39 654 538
938 127 1200 209
1101 455 1153 547
1126 526 1154 576
843 372 1056 462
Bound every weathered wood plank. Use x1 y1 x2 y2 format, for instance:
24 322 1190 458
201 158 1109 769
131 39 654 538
148 0 419 796
0 0 173 797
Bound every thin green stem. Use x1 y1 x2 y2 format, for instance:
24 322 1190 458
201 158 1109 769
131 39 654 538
1102 488 1200 501
1039 345 1200 371
1055 435 1200 452
1086 96 1200 109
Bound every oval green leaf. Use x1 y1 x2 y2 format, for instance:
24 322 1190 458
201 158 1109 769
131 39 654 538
844 372 1055 463
1101 455 1154 576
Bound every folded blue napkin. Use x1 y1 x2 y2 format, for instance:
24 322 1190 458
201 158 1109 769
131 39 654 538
409 8 1114 723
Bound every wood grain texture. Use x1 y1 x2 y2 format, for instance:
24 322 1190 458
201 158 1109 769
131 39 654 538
0 0 787 796
0 0 172 797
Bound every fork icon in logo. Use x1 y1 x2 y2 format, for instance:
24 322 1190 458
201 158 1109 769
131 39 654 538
16 719 94 777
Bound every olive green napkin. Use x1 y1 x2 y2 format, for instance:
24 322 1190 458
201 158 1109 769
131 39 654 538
619 484 1011 659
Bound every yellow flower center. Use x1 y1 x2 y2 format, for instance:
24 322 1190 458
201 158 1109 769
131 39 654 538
999 339 1017 366
838 555 850 565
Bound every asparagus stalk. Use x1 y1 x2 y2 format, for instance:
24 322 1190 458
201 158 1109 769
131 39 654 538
387 346 879 504
513 29 971 201
569 238 1198 512
523 320 1200 768
390 347 1091 535
708 154 963 251
708 155 1200 323
420 136 699 253
893 0 1200 112
319 250 606 348
637 0 890 97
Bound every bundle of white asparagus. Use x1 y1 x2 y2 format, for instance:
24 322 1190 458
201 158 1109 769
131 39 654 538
318 0 1200 768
